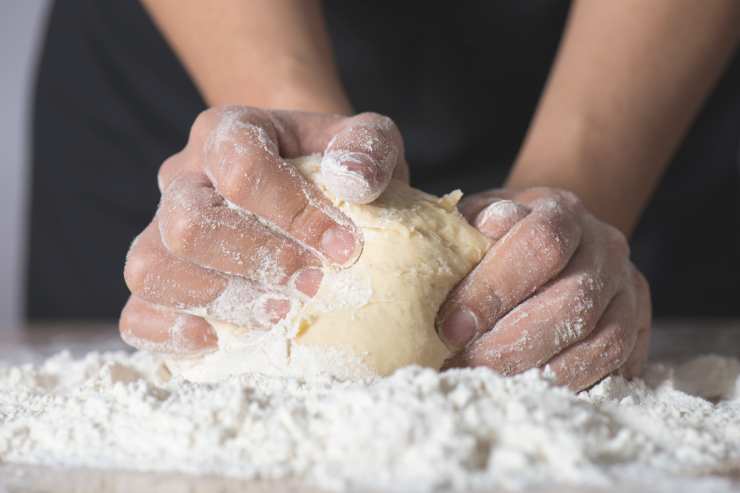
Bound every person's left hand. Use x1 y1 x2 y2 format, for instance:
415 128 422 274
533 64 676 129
437 187 651 391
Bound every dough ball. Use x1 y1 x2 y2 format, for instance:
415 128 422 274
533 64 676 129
167 155 489 381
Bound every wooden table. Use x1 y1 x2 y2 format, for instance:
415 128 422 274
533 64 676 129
1 319 739 493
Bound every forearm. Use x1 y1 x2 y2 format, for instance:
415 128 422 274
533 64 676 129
141 0 351 114
507 0 740 234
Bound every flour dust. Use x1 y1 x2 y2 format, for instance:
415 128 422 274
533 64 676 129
1 351 739 492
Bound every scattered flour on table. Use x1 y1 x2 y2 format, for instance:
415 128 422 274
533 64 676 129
1 351 739 492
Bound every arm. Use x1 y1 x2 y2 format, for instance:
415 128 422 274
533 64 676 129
122 4 410 356
508 0 740 234
141 0 352 114
440 1 740 389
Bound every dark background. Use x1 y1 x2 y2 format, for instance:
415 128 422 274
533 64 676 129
22 0 740 322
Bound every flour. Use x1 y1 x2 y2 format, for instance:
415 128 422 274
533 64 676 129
1 350 739 492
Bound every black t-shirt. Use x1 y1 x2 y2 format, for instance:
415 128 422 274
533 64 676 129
27 0 740 320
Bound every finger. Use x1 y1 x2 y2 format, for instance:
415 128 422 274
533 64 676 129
202 107 361 266
158 149 197 193
158 172 322 295
544 290 640 391
157 108 250 191
119 296 217 355
124 220 295 328
320 113 406 203
457 189 517 223
621 326 650 379
472 200 531 241
437 193 583 350
447 222 628 373
161 107 408 202
273 110 408 203
125 220 226 308
457 192 529 242
621 268 652 379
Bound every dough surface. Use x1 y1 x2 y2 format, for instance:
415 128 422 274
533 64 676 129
168 155 489 381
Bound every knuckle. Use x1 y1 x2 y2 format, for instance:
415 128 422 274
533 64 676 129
611 337 628 363
556 190 587 215
157 158 175 191
633 267 650 297
215 105 267 125
644 322 653 339
358 112 396 131
570 274 603 319
530 213 576 270
285 199 316 234
158 150 193 191
605 224 630 257
190 108 220 141
160 208 201 256
630 267 653 322
529 188 585 215
518 186 550 201
524 187 570 203
555 189 580 206
635 269 653 326
118 299 135 334
218 166 245 198
219 157 259 199
227 104 269 123
207 107 276 157
602 324 630 364
123 242 155 295
118 299 156 347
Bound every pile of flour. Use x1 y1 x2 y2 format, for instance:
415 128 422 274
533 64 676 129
1 350 739 492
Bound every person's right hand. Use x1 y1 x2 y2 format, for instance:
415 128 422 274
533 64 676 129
120 106 407 355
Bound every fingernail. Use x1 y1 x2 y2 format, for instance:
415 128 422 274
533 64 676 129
320 226 359 265
321 152 384 204
439 308 478 350
475 200 530 240
295 268 324 297
323 151 376 176
263 298 291 323
475 200 517 226
340 152 376 174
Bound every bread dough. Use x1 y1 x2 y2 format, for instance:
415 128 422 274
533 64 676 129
167 155 489 381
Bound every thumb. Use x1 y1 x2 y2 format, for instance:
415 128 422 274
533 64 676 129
319 112 407 204
459 191 531 241
272 110 408 204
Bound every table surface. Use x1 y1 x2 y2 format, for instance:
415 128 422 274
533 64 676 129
1 319 739 493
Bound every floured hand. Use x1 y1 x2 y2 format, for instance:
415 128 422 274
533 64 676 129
120 106 407 355
438 187 652 391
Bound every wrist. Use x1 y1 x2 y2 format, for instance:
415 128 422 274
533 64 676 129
221 54 353 115
263 83 353 115
507 113 641 235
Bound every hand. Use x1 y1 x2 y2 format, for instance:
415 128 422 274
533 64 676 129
437 187 651 391
120 106 407 355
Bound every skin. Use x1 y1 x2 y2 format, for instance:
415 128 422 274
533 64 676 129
439 189 651 389
140 0 351 114
123 0 740 390
507 0 740 234
437 0 740 389
122 106 408 351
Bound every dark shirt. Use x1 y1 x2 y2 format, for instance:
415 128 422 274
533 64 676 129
27 0 740 320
